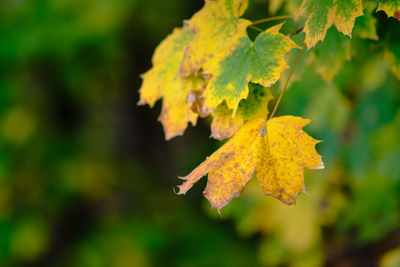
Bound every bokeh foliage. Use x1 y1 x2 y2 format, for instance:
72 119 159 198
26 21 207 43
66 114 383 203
0 0 399 266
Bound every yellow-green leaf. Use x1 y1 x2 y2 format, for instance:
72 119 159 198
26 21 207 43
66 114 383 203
180 0 251 77
139 27 203 140
202 24 296 115
211 83 273 140
177 116 324 212
301 0 363 47
139 0 294 138
377 0 400 20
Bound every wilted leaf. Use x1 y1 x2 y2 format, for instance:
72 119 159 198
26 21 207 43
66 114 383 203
177 116 324 213
211 83 273 140
202 24 296 115
301 0 363 47
139 27 204 140
377 0 400 20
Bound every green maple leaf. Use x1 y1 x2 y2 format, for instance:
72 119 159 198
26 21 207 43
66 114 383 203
202 24 295 115
301 0 363 47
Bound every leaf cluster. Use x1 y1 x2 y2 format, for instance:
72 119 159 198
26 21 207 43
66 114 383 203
140 0 400 212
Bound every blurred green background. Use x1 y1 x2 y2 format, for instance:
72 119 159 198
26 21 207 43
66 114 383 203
0 0 399 266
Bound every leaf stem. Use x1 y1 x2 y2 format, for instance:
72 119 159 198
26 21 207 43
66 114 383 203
248 25 264 32
287 27 304 37
269 44 306 119
250 15 295 26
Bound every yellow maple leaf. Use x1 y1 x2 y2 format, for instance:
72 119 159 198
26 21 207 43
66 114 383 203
139 27 205 140
180 0 250 77
177 116 324 213
180 1 295 116
139 0 295 138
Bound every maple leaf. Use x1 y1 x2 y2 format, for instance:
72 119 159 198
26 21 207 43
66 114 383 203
180 0 294 115
310 3 379 81
139 0 294 138
139 27 205 140
202 24 296 115
179 0 250 77
377 0 400 21
211 83 273 140
177 116 324 213
301 0 363 47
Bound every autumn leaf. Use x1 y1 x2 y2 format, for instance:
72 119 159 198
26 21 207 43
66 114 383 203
301 0 363 47
202 24 296 115
309 3 379 82
139 0 294 139
139 27 205 140
211 83 273 140
377 0 400 20
180 0 251 77
177 116 324 213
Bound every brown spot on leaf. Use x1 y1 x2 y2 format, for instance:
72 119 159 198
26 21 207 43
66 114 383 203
394 10 400 21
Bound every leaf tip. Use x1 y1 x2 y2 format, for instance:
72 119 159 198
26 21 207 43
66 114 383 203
175 183 189 195
284 198 296 205
315 161 325 169
217 208 223 217
302 187 309 195
173 186 180 195
210 131 227 140
268 22 286 33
